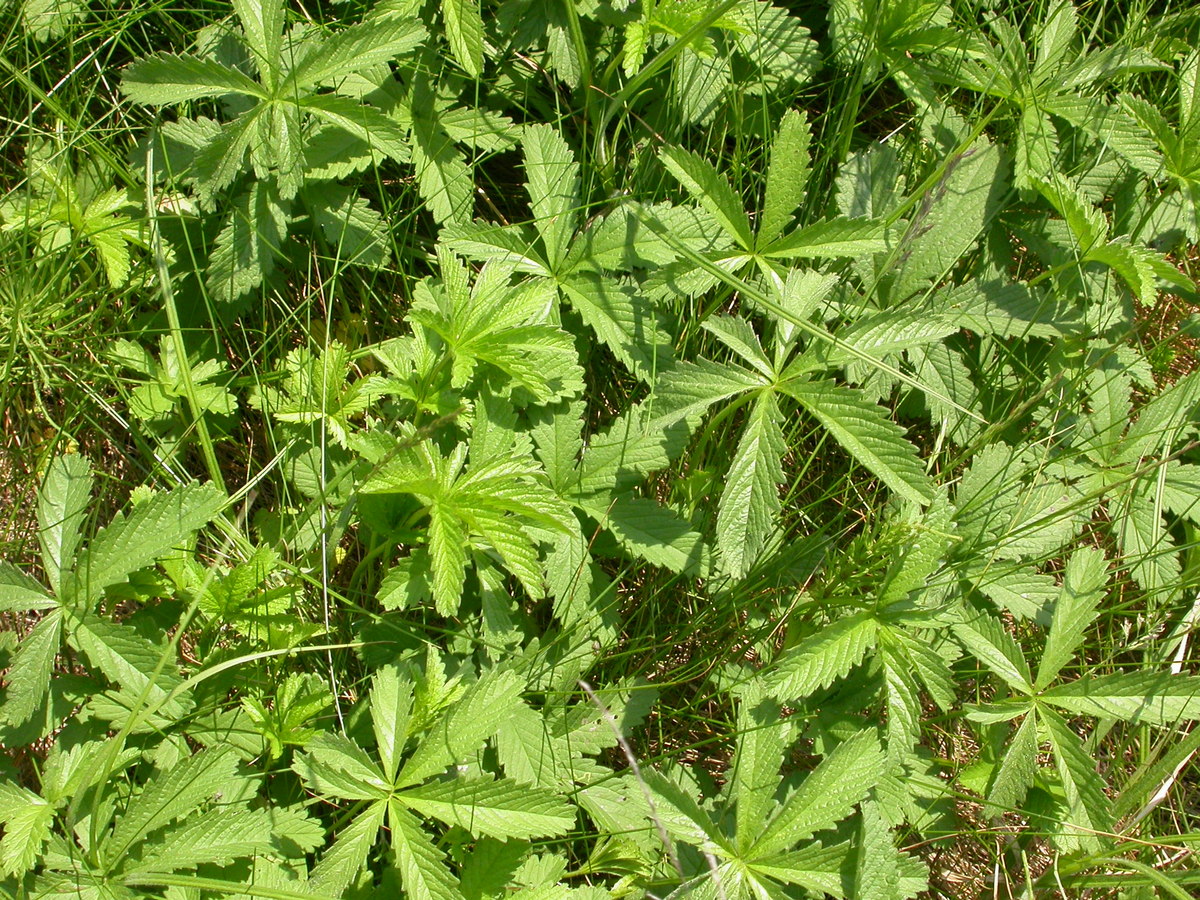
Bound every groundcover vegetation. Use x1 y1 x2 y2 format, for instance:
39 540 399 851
2 0 1200 896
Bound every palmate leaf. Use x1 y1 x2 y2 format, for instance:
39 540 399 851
730 686 787 855
750 729 884 859
285 18 426 90
411 104 475 226
0 563 54 613
660 145 754 250
759 217 889 260
558 273 673 382
399 776 574 838
310 183 391 269
1036 548 1106 690
0 611 62 726
389 803 461 900
759 109 812 246
396 668 525 788
127 807 319 874
233 0 285 88
308 802 387 898
105 746 239 867
779 378 934 505
717 391 787 577
63 480 224 606
580 495 709 576
1040 672 1200 725
120 53 266 105
523 124 580 270
987 710 1040 812
442 0 484 77
0 783 53 878
765 611 878 702
952 610 1033 694
1040 706 1112 852
68 616 191 722
206 180 292 304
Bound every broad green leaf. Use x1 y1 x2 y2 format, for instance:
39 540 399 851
583 495 708 576
0 563 54 612
660 145 753 250
63 481 223 605
191 106 266 201
651 357 765 427
573 402 694 498
731 686 786 854
495 703 573 790
717 391 787 578
748 842 847 897
760 217 888 260
559 273 672 382
443 0 484 77
427 504 469 616
751 730 884 858
766 612 878 701
411 105 475 225
1036 548 1106 690
311 184 391 269
780 379 934 505
206 181 291 304
286 18 426 90
0 783 53 877
233 0 285 89
68 616 190 721
1120 371 1200 463
295 733 391 801
1040 706 1112 852
529 399 585 491
399 777 574 838
880 640 923 752
441 221 547 274
702 314 774 379
758 109 811 247
524 125 580 269
890 137 1006 300
987 711 1038 811
120 54 266 105
397 669 524 788
853 799 906 900
372 665 414 783
952 611 1033 694
389 803 461 900
309 801 386 897
106 746 239 866
643 769 724 850
127 807 313 874
1114 481 1180 603
1040 672 1200 725
301 94 413 164
0 610 62 726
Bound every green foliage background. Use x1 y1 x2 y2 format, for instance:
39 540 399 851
1 0 1200 897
